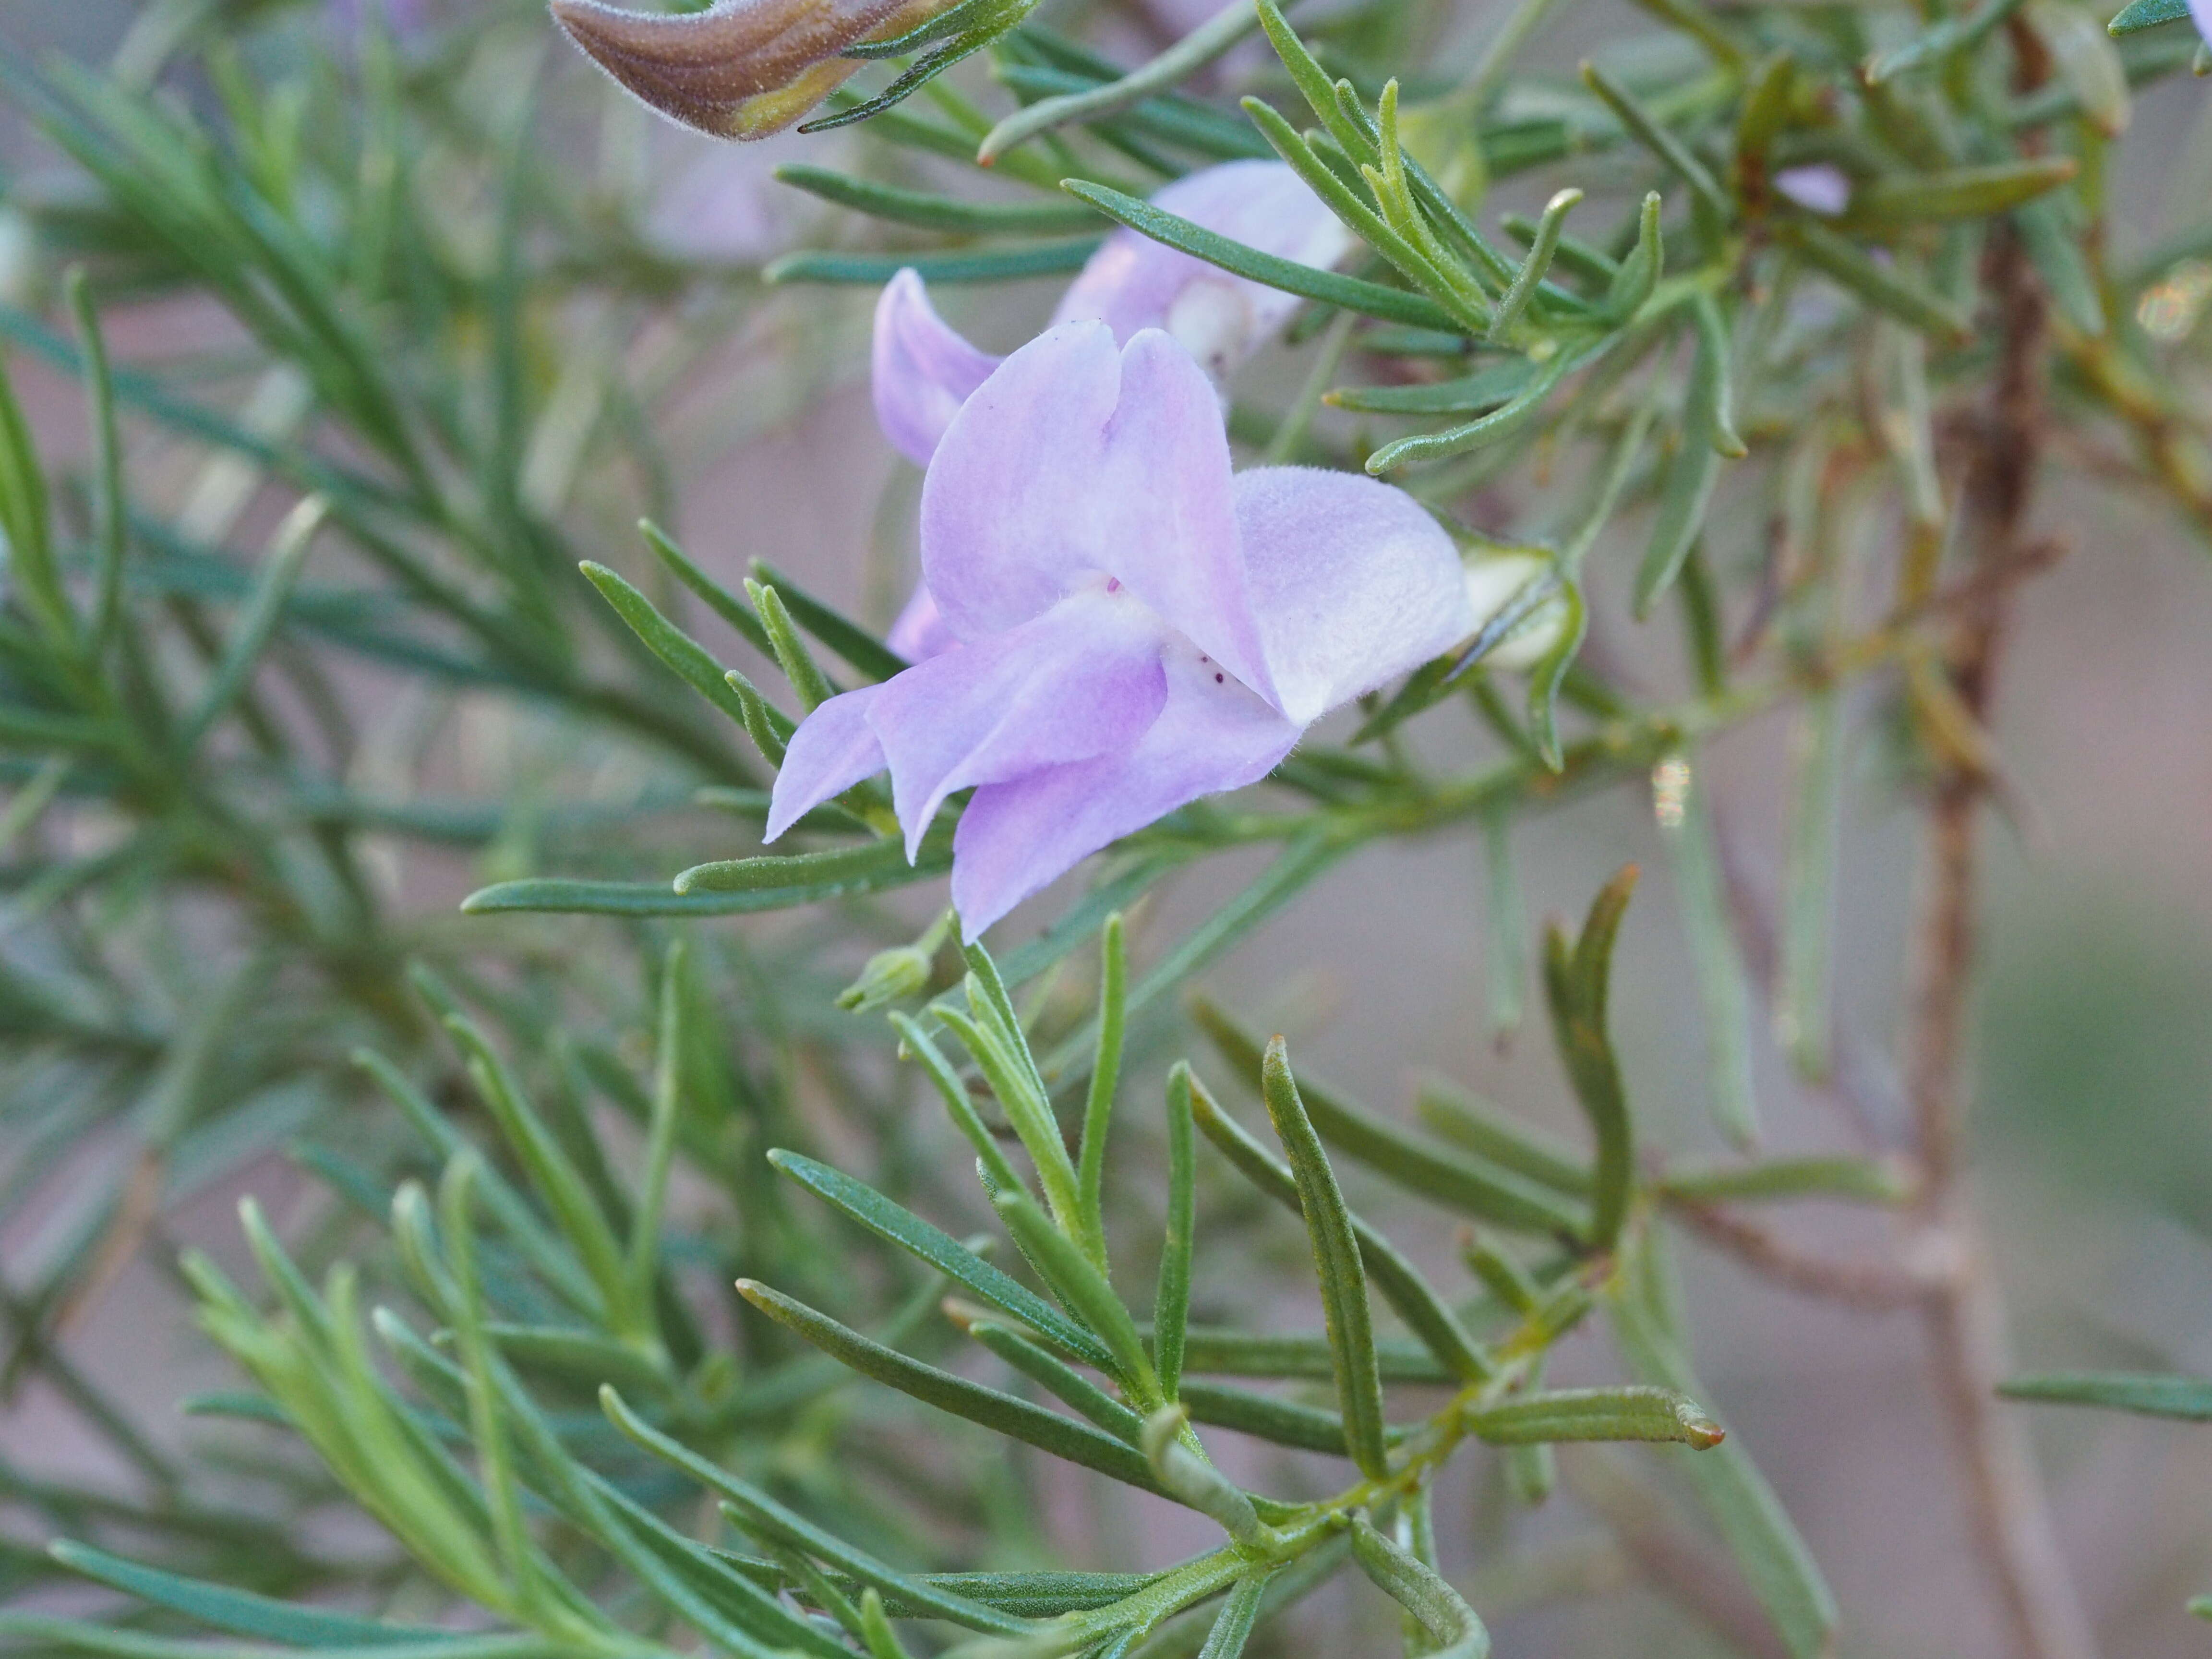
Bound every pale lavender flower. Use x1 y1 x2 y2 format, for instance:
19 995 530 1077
2195 0 2212 45
1773 163 1851 217
766 322 1475 938
871 159 1350 468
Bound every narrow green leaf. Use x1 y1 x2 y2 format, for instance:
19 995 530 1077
1540 867 1638 1251
0 1619 553 1659
775 164 1103 234
440 1019 628 1329
0 339 71 650
1141 1406 1264 1544
884 1013 1032 1198
1634 339 1726 619
1489 188 1582 340
749 559 907 683
1194 1569 1277 1659
1364 343 1583 474
463 877 932 917
1779 221 1972 339
1347 1521 1490 1658
734 1279 1163 1491
1608 1251 1836 1659
1607 192 1665 319
598 1388 1033 1634
1177 1379 1383 1457
48 1544 457 1648
1999 1372 2212 1419
2015 193 2104 334
767 240 1104 285
1865 0 2027 80
1659 1155 1912 1206
1776 687 1843 1080
1154 1062 1198 1402
979 0 1260 161
1412 1079 1594 1196
1188 1077 1491 1384
768 1150 1113 1368
964 1318 1143 1440
1578 61 1729 228
474 1324 668 1398
62 272 125 660
180 495 326 751
580 560 751 726
1061 181 1463 332
1253 0 1379 160
1076 913 1129 1271
1193 1001 1585 1237
673 835 939 897
1259 1038 1390 1480
1465 1385 1724 1447
1165 1325 1452 1384
1851 158 2078 223
743 580 839 711
993 1187 1162 1408
640 519 774 656
1656 750 1760 1147
1323 359 1537 416
2109 0 2189 32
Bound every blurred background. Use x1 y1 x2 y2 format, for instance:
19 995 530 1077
1 2 2209 1657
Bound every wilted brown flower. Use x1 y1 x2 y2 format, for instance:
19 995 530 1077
549 0 959 139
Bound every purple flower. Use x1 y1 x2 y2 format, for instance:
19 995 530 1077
765 323 1476 940
872 160 1350 468
2195 0 2212 46
1772 163 1851 218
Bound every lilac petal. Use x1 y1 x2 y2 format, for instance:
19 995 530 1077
866 587 1170 859
2193 0 2212 46
763 685 886 841
949 640 1302 940
872 269 1000 466
1230 466 1474 723
885 581 957 661
1051 160 1351 379
920 325 1273 697
1772 163 1851 218
918 320 1124 638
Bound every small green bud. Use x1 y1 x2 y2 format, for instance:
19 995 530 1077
837 945 932 1013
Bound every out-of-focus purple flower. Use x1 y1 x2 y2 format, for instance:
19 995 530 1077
767 323 1474 938
2194 0 2212 46
872 160 1350 468
1773 163 1851 217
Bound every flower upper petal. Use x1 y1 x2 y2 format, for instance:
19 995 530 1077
1051 160 1352 379
872 269 1000 468
948 641 1302 939
763 684 886 841
920 325 1273 698
866 587 1170 859
917 320 1125 639
1230 466 1475 724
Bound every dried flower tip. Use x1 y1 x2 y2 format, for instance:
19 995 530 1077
549 0 952 139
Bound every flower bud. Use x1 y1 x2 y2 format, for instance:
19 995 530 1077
836 944 933 1012
1463 551 1569 674
550 0 958 140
